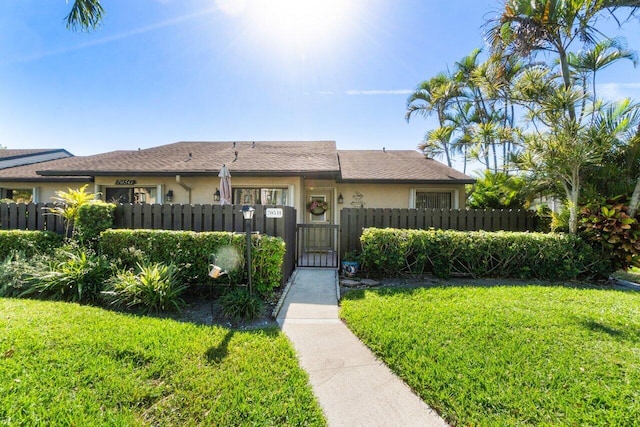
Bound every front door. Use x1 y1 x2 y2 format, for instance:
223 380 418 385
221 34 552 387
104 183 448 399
307 190 332 247
297 189 338 267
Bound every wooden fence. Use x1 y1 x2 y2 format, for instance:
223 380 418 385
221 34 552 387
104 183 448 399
0 203 66 234
340 207 539 256
0 203 297 284
1 203 540 275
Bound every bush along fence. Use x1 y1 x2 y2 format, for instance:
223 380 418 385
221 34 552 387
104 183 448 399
359 228 611 280
100 229 285 294
0 202 296 284
340 207 539 256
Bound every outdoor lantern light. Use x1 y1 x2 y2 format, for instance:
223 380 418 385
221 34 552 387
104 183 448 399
242 205 255 220
214 188 221 201
165 190 173 203
338 193 344 204
241 205 255 294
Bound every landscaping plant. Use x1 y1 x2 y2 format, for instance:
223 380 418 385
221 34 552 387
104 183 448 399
220 288 264 323
104 261 186 313
359 227 609 280
46 184 99 236
100 229 285 293
579 196 640 271
0 230 62 259
20 244 110 304
0 252 40 298
74 201 115 248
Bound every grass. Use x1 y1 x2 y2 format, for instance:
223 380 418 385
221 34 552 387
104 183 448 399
0 298 325 426
340 285 640 426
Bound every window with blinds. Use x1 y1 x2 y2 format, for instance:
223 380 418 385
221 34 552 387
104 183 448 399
416 192 451 209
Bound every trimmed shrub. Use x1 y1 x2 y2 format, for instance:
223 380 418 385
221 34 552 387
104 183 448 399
103 261 186 313
99 229 285 294
219 288 264 323
75 202 115 246
360 228 609 280
0 230 62 259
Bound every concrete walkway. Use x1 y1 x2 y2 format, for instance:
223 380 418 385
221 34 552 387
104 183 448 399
276 268 448 427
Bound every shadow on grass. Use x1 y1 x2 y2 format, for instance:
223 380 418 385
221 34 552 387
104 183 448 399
582 320 624 338
205 330 235 364
578 319 640 343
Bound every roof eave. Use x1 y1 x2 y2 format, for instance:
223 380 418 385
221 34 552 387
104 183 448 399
37 170 340 178
337 178 476 184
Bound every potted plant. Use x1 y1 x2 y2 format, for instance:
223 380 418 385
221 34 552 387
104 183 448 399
341 250 360 277
307 200 328 215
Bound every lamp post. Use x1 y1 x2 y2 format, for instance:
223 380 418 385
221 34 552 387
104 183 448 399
242 205 255 294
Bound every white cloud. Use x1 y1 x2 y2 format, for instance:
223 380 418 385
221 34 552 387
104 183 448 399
345 89 413 95
596 83 640 101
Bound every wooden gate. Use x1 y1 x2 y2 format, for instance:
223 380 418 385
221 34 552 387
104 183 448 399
296 224 339 268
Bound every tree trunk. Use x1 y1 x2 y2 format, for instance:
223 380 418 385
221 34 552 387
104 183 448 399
568 169 580 234
629 175 640 217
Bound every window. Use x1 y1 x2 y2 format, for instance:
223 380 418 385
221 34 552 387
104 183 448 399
416 192 451 209
233 188 288 205
105 187 158 204
1 188 33 203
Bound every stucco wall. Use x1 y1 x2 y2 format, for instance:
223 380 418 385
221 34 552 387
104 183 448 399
304 180 467 210
94 175 303 205
1 177 468 224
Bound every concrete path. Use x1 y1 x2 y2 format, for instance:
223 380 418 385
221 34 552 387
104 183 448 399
276 268 448 427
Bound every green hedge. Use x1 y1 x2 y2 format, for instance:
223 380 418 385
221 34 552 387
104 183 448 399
75 202 115 245
0 230 63 259
99 229 285 294
360 228 610 280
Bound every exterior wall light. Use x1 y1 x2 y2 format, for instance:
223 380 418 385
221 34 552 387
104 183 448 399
165 190 173 203
338 193 344 204
214 188 221 201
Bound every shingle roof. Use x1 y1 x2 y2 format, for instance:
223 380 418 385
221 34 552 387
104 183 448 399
0 156 91 182
338 150 474 183
36 141 340 176
0 142 474 184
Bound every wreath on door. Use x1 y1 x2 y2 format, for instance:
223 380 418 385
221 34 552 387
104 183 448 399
307 200 328 215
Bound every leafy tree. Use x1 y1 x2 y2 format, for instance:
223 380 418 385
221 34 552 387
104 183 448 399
467 170 527 209
486 0 640 232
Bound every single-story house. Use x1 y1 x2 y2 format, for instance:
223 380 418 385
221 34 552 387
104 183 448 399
0 141 474 225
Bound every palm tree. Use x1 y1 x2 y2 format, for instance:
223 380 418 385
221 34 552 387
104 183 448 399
568 38 638 102
487 0 640 120
66 0 104 31
406 73 459 166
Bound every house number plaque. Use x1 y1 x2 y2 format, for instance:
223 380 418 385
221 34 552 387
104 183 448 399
115 180 136 185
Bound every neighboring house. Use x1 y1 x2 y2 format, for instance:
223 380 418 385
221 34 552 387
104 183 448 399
0 149 76 202
0 141 474 225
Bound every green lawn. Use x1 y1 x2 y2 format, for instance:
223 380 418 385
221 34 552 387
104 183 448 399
0 298 325 426
341 285 640 426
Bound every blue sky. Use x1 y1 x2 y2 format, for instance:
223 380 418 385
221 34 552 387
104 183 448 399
1 0 639 173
